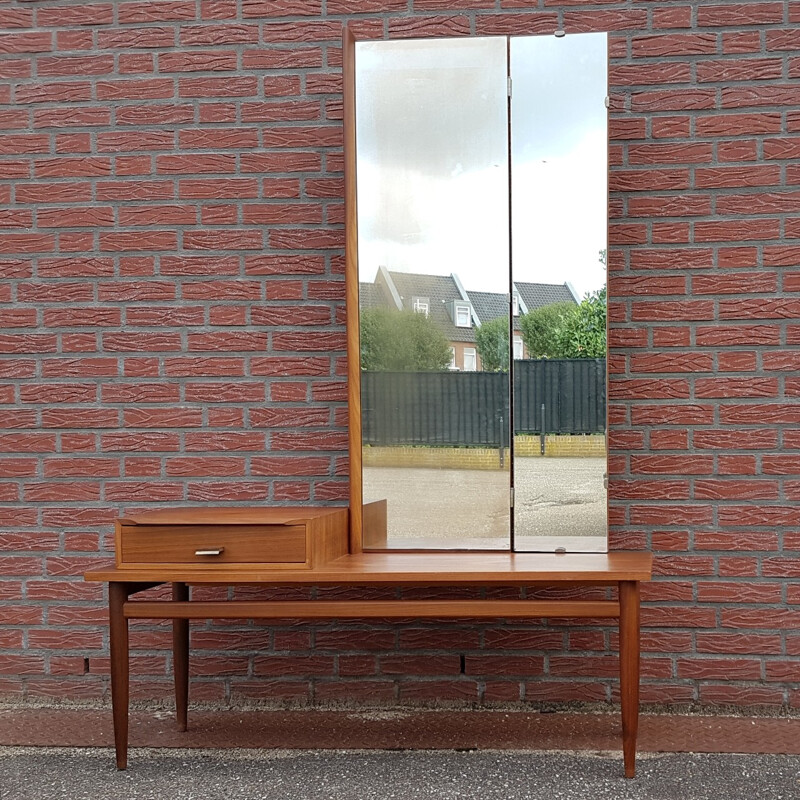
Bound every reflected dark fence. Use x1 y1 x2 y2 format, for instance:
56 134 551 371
361 358 606 447
361 370 508 447
514 358 606 437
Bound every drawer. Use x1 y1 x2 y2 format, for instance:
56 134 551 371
119 524 307 566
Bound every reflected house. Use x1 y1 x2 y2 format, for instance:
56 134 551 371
360 266 577 370
361 267 479 371
467 281 579 362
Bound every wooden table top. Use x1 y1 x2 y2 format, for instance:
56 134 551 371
118 506 347 526
85 550 653 585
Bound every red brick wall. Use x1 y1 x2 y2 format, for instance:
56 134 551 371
1 0 799 709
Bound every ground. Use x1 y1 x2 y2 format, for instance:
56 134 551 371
363 457 606 550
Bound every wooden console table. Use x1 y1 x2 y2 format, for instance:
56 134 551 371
85 549 652 777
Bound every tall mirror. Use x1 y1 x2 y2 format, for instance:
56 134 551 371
510 33 608 553
354 37 511 549
347 31 607 552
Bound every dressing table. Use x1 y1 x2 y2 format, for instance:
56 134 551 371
85 26 652 778
85 510 651 776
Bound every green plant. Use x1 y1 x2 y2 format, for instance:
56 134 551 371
475 316 509 372
554 287 606 358
360 307 452 371
518 302 576 358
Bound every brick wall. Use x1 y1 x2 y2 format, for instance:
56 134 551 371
1 0 799 709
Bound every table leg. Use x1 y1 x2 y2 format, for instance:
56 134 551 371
618 580 640 779
109 582 129 770
172 582 189 732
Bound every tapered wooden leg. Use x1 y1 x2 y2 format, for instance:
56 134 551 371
109 582 129 770
172 582 189 732
619 580 640 778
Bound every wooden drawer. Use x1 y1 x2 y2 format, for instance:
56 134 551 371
113 507 350 571
120 524 306 567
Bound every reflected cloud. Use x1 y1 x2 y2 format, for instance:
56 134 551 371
358 160 509 294
513 129 607 298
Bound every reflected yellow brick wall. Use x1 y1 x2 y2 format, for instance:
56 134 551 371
363 435 605 470
515 434 607 458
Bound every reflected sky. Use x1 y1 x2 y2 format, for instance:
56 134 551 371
356 37 509 294
511 33 607 298
355 34 608 553
356 32 607 298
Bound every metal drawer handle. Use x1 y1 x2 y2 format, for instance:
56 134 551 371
194 548 225 557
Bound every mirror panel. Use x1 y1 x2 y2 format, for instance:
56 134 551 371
510 33 608 552
355 37 511 549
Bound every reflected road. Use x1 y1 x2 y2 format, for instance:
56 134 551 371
363 457 606 546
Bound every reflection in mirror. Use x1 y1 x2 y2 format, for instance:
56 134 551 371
355 37 511 549
510 33 608 552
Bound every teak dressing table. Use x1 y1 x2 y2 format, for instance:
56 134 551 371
85 28 654 778
84 506 652 777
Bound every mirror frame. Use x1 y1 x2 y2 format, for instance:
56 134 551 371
343 25 363 553
343 27 609 555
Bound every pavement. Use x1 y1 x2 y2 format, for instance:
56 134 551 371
2 706 800 799
3 747 800 800
364 457 606 543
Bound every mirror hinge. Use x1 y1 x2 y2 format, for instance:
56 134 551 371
507 76 512 98
510 487 515 508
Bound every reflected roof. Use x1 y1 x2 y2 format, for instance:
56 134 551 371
359 271 579 344
359 281 386 311
388 271 475 343
515 281 578 309
467 290 513 329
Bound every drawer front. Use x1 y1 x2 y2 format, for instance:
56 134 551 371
120 524 307 565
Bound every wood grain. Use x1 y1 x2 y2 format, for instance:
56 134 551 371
124 599 621 620
117 506 346 526
362 499 387 548
310 507 350 567
88 551 653 585
114 508 350 571
343 23 363 555
109 582 129 770
120 524 307 565
619 579 640 778
172 582 189 733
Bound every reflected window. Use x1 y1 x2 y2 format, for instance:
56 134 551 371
463 347 477 371
412 296 429 316
455 304 471 327
448 347 457 370
513 336 524 360
512 294 520 316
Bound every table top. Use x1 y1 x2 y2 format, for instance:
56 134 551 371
85 550 653 585
118 506 347 526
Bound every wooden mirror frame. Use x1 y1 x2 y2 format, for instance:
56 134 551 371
343 25 364 554
343 27 609 555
